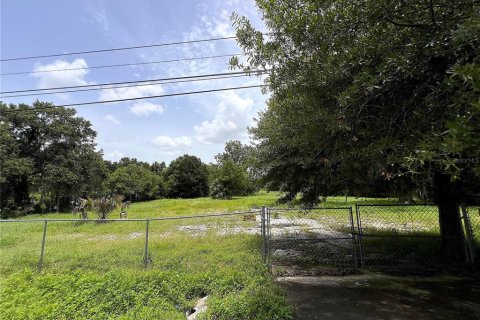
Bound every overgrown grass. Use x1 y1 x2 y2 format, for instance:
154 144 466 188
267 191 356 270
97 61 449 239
1 194 478 318
0 192 293 319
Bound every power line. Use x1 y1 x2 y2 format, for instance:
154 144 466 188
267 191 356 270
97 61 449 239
0 70 266 95
63 84 265 107
0 74 260 98
0 36 237 62
0 85 266 113
0 53 243 76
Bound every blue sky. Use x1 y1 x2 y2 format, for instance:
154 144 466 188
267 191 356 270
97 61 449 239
0 0 267 163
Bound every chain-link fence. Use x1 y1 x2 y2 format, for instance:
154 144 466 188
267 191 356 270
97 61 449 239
463 206 480 267
356 204 454 269
2 205 479 276
266 207 357 275
0 211 262 275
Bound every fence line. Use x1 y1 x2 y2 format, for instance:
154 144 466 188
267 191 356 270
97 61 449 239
0 210 264 273
1 205 479 274
0 210 261 223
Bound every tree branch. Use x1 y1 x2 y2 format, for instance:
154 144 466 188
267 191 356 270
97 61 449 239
428 0 437 26
384 17 431 29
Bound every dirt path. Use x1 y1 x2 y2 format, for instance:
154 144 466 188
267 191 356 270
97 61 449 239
277 273 480 320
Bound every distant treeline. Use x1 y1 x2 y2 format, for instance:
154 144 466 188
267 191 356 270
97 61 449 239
0 102 258 218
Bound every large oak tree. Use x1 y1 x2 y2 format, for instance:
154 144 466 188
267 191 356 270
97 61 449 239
232 0 480 260
0 101 108 212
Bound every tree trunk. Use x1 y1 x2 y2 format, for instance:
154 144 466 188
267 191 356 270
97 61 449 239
13 176 29 204
433 172 466 264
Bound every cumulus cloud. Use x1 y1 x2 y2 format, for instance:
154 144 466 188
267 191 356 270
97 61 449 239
32 59 93 99
152 135 193 151
99 83 164 101
194 91 254 144
104 114 121 125
105 150 124 161
130 102 165 116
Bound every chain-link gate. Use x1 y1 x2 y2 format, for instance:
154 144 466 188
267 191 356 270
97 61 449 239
264 207 358 275
462 205 480 267
355 204 480 270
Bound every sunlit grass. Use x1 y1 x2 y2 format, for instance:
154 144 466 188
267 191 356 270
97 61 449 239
1 194 478 319
0 192 293 319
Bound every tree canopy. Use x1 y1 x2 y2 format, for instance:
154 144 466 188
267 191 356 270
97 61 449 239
231 0 480 258
164 155 209 198
0 102 108 214
107 164 164 201
210 140 259 198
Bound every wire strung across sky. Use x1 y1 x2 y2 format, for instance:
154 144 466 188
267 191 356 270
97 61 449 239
0 36 239 62
0 85 266 113
0 74 262 99
0 70 267 95
0 53 244 76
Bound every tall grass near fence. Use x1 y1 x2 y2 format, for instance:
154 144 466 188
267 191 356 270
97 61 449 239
0 193 293 320
0 215 292 319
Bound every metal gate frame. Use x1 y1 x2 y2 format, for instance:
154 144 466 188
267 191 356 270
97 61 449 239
263 204 478 271
263 206 358 270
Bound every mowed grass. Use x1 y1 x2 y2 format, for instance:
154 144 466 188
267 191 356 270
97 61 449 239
0 192 292 320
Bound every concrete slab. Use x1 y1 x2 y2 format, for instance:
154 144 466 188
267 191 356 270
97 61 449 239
277 273 480 320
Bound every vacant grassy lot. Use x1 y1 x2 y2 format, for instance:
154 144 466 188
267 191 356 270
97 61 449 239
1 194 478 319
0 192 293 319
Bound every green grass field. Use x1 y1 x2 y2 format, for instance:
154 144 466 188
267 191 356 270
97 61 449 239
1 193 479 319
0 192 293 320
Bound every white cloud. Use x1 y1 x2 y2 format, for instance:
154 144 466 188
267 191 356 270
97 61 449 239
152 135 193 151
104 114 121 125
99 83 164 101
130 102 165 116
194 91 254 144
32 59 93 99
93 9 109 32
105 150 124 161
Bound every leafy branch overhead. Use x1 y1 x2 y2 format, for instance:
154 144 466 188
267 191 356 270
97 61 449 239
230 0 480 203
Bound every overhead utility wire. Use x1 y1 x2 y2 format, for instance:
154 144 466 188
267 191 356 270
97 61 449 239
0 36 237 62
0 53 243 76
1 85 266 113
0 74 259 98
0 70 266 95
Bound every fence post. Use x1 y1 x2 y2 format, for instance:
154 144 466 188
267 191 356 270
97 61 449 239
267 207 271 269
38 220 48 272
460 205 475 266
261 206 266 264
144 219 150 266
355 204 365 267
349 207 358 269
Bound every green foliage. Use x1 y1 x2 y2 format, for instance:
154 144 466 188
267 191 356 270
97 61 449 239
108 164 164 201
211 140 260 198
231 0 480 204
91 195 123 220
0 193 295 320
164 155 209 198
210 159 248 199
0 268 291 320
0 102 109 214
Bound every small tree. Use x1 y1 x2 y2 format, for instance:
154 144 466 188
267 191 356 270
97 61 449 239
210 159 248 199
92 195 123 220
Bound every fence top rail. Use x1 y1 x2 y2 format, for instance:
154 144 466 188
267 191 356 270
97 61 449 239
0 210 261 223
268 206 352 211
356 203 436 207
